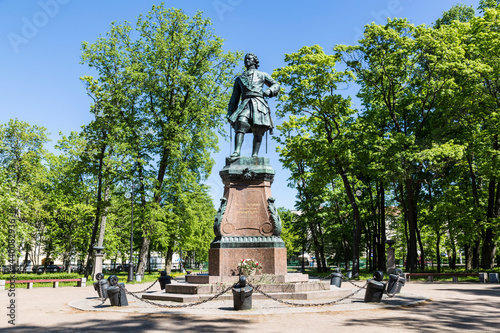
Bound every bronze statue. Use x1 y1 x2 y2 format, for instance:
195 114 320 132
227 53 280 159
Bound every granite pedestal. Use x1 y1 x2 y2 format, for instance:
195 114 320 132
210 157 287 276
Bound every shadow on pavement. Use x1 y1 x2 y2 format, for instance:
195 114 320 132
12 315 252 333
342 286 500 332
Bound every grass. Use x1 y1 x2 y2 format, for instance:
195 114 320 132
0 271 172 288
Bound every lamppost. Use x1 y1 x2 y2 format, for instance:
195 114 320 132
124 176 143 282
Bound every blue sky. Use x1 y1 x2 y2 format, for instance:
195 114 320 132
0 0 481 210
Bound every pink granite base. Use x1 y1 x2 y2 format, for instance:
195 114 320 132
209 247 287 276
185 273 309 284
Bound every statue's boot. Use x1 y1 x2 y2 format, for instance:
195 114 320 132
252 133 263 157
231 133 244 158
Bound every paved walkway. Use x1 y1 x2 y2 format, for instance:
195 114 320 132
2 281 500 332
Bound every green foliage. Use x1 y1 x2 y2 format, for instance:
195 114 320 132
273 45 363 274
278 207 302 256
434 4 475 28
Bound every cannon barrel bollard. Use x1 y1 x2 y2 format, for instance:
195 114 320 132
394 269 405 293
93 273 110 299
159 271 172 290
364 271 387 302
330 270 342 288
106 275 128 306
364 279 387 302
93 273 102 295
233 276 253 310
373 270 384 282
387 269 405 295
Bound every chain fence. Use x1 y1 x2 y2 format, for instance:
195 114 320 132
111 274 370 309
344 277 367 289
247 280 367 307
129 279 159 294
119 282 236 308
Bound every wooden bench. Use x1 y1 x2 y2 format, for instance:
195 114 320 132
405 273 479 282
6 278 87 289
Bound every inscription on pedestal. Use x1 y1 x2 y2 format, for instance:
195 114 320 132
221 187 272 237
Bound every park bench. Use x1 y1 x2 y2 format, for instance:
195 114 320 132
1 278 87 289
404 272 479 282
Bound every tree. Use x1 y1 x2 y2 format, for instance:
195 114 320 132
336 19 467 272
0 119 50 271
273 45 364 275
80 4 241 276
452 7 500 268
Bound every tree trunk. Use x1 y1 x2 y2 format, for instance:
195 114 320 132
405 179 419 272
23 244 30 273
308 222 322 272
464 244 472 270
165 246 173 275
472 238 481 269
316 220 328 272
137 145 170 276
148 247 151 274
96 185 110 247
44 241 53 274
481 228 496 269
84 142 107 279
378 182 386 271
66 226 73 274
342 237 350 270
399 184 410 269
137 237 150 277
436 230 441 273
482 136 499 269
340 172 362 277
450 244 457 269
363 218 372 271
416 223 425 270
336 202 351 270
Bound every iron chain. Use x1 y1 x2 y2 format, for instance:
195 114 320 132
128 279 159 294
344 277 366 289
119 283 235 308
248 281 367 307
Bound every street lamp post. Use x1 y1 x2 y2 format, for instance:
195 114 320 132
124 176 143 282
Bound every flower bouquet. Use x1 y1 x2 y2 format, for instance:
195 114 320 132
237 259 262 276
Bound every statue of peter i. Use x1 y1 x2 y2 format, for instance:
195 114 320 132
227 53 280 159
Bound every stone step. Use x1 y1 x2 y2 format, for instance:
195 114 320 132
165 279 330 295
185 273 309 284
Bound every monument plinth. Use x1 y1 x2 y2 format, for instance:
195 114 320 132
208 157 287 276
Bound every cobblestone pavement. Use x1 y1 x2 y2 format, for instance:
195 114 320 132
2 281 500 332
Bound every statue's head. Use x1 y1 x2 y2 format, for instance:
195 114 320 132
244 53 259 69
